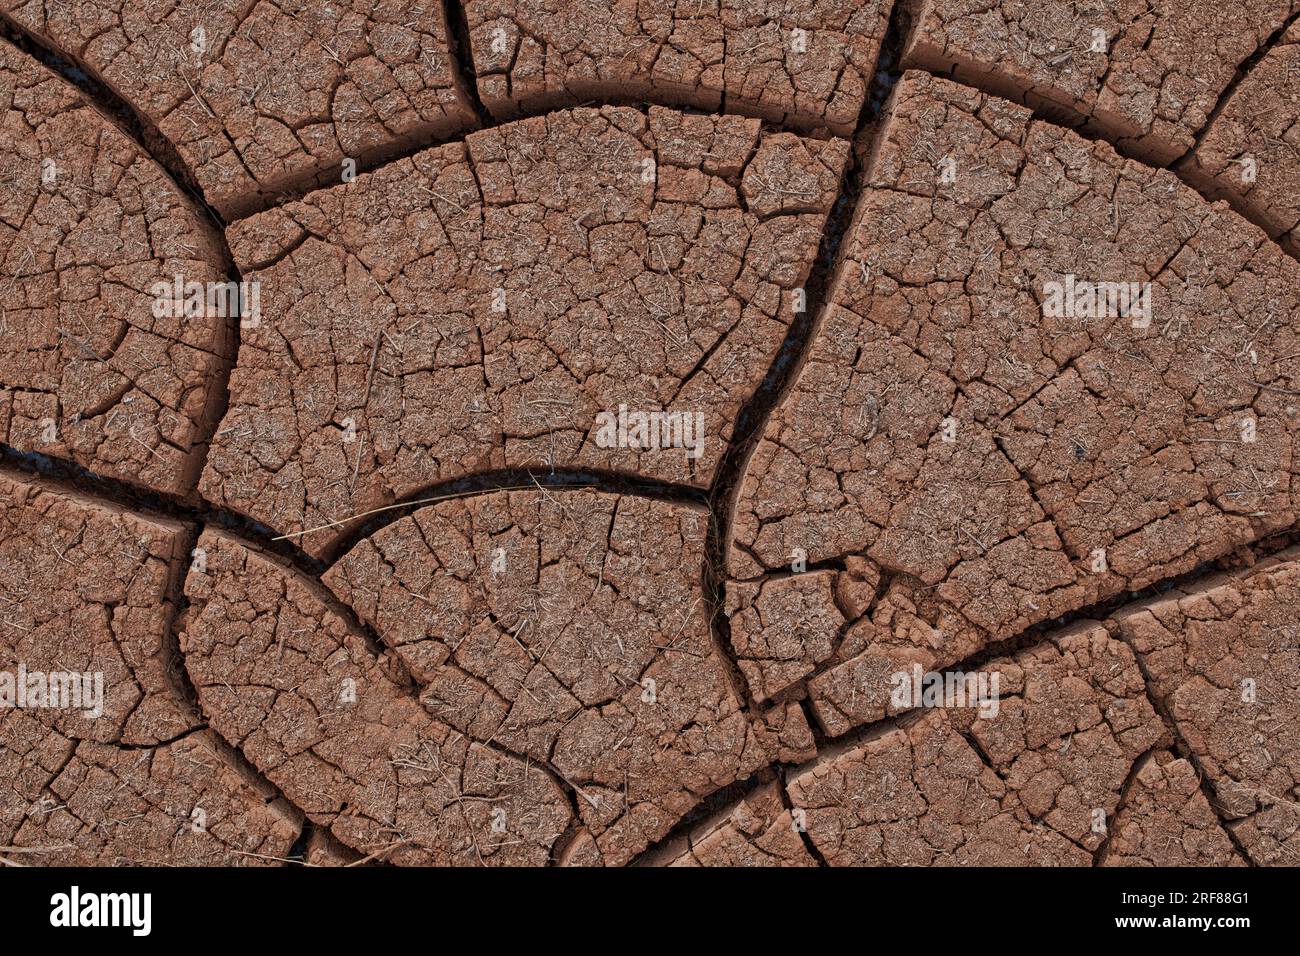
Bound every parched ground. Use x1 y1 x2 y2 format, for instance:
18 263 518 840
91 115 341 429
202 106 848 556
0 0 1297 867
0 468 302 864
1 0 480 219
462 0 893 134
0 40 233 495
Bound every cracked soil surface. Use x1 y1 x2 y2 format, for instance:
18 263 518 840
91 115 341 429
1 0 1297 867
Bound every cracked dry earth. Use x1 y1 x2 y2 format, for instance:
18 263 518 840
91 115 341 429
0 1 1297 869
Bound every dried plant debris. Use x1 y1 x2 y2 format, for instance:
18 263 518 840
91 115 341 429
1115 551 1300 865
324 489 785 864
1102 751 1243 867
2 1 1298 867
0 468 301 865
181 528 576 866
634 781 815 867
177 490 800 865
787 626 1166 865
1179 21 1300 257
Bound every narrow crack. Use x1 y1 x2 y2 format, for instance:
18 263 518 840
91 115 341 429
1113 629 1259 867
0 443 329 577
5 0 1292 869
159 518 317 865
285 820 314 865
1091 747 1156 867
773 766 831 867
5 4 876 227
162 522 207 729
940 527 1300 680
766 518 1300 744
0 13 224 228
0 446 676 865
626 766 776 866
0 21 247 504
316 467 708 566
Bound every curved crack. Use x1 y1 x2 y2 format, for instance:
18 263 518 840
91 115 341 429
907 53 1300 266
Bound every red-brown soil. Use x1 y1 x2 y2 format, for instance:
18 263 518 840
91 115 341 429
732 70 1300 739
0 468 301 864
463 0 893 135
201 105 847 556
0 1 1296 868
907 0 1300 164
1 0 479 218
0 41 232 495
1179 21 1300 258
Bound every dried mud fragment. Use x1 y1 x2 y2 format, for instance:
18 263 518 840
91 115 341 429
907 0 1300 164
0 40 233 494
1 0 479 218
638 781 815 867
325 490 777 866
787 626 1165 864
754 700 819 764
465 0 894 134
1102 751 1243 867
0 468 195 745
1115 550 1300 865
725 570 845 703
0 468 300 865
732 71 1300 735
180 529 574 866
304 826 362 866
2 728 302 866
205 106 847 557
1180 22 1300 258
